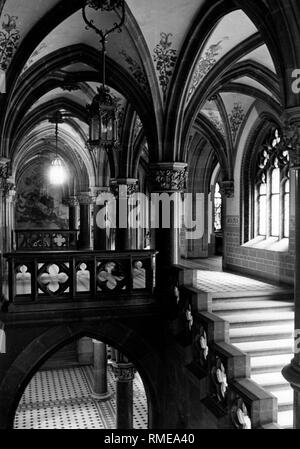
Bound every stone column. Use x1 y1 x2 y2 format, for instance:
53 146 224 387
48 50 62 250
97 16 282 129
92 340 111 401
92 187 110 251
220 180 234 266
281 109 300 428
110 179 138 251
65 196 79 230
77 192 93 250
111 354 135 429
0 160 15 254
150 163 188 314
77 337 93 365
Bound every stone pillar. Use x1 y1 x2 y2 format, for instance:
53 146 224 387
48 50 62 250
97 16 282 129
77 192 93 250
77 337 93 365
65 196 79 230
110 179 138 251
92 340 111 400
220 180 234 266
150 163 188 314
0 159 15 253
281 109 300 428
111 354 135 429
92 187 110 251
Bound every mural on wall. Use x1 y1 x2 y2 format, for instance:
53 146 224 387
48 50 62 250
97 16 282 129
153 32 177 101
15 163 69 230
0 14 20 71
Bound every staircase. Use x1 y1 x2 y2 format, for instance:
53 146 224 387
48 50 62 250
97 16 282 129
212 292 294 429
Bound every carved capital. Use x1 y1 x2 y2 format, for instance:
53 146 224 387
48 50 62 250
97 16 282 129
281 108 300 170
220 180 234 198
64 196 79 207
0 157 9 181
0 159 14 197
111 362 135 382
77 192 94 205
110 179 138 198
150 163 188 192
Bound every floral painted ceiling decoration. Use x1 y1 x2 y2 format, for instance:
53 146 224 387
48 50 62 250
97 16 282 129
201 100 226 138
186 10 258 106
220 93 255 145
133 114 143 142
22 43 47 73
119 49 150 96
153 32 177 102
187 39 227 103
228 102 245 143
0 14 20 71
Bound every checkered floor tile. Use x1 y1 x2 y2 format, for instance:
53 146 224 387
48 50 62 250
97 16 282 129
14 365 148 429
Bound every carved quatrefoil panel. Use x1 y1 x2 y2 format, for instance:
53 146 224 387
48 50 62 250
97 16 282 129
38 263 70 296
96 261 126 292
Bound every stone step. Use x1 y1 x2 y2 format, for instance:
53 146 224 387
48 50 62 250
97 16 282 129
233 339 293 357
278 410 293 429
230 319 294 330
270 388 293 409
230 324 294 342
213 300 293 313
217 310 294 324
251 372 292 390
251 354 293 374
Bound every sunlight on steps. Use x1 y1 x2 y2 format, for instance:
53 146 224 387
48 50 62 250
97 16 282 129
192 269 295 429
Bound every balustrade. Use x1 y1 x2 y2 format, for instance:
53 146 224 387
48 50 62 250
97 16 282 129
14 230 79 251
4 250 156 305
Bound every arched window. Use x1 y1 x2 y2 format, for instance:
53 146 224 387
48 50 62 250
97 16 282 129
254 129 289 241
270 167 280 237
283 179 290 238
257 182 267 236
214 182 222 232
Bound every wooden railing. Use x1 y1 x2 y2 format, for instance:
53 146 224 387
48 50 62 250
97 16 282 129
4 250 156 305
14 230 79 251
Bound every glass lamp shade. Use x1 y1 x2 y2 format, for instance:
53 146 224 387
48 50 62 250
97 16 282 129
87 86 119 151
49 158 67 185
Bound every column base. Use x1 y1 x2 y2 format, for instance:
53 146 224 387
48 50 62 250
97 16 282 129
91 391 113 401
282 358 300 390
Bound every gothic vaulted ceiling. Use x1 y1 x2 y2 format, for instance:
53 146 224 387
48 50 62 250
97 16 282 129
0 0 291 188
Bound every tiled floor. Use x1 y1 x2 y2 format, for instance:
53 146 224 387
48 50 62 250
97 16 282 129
14 364 148 429
194 270 282 294
179 257 290 295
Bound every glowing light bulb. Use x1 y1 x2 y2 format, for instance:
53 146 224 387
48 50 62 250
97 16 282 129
49 158 67 185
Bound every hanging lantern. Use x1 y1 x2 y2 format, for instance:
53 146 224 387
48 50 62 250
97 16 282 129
48 111 68 185
82 0 125 152
49 157 68 185
87 85 119 151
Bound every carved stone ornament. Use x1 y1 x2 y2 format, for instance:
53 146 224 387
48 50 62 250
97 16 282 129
281 121 300 170
63 196 79 207
77 193 94 205
231 396 252 430
110 180 138 198
150 163 188 192
0 159 14 197
220 180 234 198
111 362 136 382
